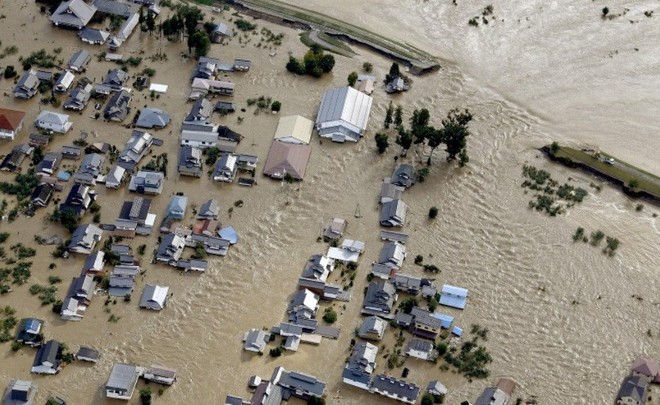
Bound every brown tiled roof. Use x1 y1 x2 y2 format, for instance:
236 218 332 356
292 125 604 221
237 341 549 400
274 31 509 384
263 140 311 180
0 108 26 131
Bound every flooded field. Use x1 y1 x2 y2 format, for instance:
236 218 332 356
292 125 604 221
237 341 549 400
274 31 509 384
0 1 658 404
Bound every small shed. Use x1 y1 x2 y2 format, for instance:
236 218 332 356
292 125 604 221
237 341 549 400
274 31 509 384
439 284 468 309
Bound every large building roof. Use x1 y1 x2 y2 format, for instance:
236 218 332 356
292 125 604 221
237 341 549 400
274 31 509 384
274 115 314 144
315 86 373 142
0 108 26 131
262 141 311 180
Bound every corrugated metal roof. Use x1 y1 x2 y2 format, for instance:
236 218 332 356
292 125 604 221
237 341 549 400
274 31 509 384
274 115 313 144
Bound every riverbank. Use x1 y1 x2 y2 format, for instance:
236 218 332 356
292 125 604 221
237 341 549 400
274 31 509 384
542 145 660 205
225 0 441 74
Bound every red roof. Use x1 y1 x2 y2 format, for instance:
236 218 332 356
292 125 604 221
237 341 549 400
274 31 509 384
0 108 26 132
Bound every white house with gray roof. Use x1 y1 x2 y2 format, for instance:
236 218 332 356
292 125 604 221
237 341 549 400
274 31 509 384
106 363 139 400
64 83 93 111
177 146 203 177
13 71 39 99
243 329 270 354
139 284 169 310
54 71 75 93
136 108 171 129
67 50 91 72
197 199 219 220
104 165 126 189
73 153 105 185
380 199 407 227
50 0 97 29
370 374 420 404
342 341 378 390
35 111 73 134
358 316 388 341
315 86 373 142
156 234 186 265
68 224 103 255
118 130 153 170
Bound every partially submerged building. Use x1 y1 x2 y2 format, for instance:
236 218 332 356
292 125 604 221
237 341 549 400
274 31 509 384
262 141 311 180
315 86 373 142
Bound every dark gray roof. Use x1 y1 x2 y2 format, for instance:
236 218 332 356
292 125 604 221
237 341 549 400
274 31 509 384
301 255 333 280
118 196 152 222
358 316 387 339
136 108 170 129
78 27 110 44
406 338 434 353
33 340 60 368
185 98 213 123
276 368 326 398
410 306 443 330
616 375 648 403
391 163 416 188
92 0 134 17
103 90 132 121
379 199 407 227
371 374 420 402
363 281 396 312
104 69 129 87
76 346 100 361
197 199 219 219
344 341 377 382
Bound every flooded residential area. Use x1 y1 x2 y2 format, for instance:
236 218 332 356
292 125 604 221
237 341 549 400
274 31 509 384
0 0 659 404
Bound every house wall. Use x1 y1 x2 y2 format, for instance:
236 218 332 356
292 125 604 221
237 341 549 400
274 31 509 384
342 378 370 391
0 129 17 140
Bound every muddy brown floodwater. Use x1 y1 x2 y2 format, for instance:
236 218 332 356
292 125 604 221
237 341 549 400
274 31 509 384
0 1 659 404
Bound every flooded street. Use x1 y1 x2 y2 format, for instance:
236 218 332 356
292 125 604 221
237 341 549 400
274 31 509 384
0 1 659 404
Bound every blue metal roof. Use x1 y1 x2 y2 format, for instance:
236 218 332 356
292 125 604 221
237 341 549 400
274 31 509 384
431 313 454 329
451 326 463 337
439 295 467 309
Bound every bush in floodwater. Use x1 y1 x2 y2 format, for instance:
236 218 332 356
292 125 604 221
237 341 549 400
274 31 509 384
429 206 439 219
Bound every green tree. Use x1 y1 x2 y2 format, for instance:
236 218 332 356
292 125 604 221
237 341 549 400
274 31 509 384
140 387 152 405
189 31 210 58
375 132 389 154
602 7 609 17
323 307 337 324
271 101 282 112
394 105 403 127
421 393 434 405
384 101 393 129
347 71 358 86
319 54 335 73
386 62 400 83
286 56 305 74
146 10 156 34
396 127 413 153
439 108 473 163
362 62 373 72
410 108 431 144
550 141 560 155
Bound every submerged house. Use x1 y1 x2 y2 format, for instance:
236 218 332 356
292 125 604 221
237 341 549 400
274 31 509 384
439 284 468 309
128 170 164 195
342 341 378 390
103 90 132 122
1 144 33 172
0 108 26 140
143 366 177 386
184 98 213 123
135 108 171 129
212 153 237 183
358 316 388 341
139 284 169 311
54 71 75 93
370 374 420 404
166 195 188 219
315 86 373 143
177 145 203 177
380 199 407 227
155 233 186 265
197 199 219 220
391 164 416 188
105 363 139 400
262 141 311 181
108 12 139 50
117 130 153 171
103 69 129 89
79 27 110 45
35 111 73 134
31 340 62 375
13 70 40 99
377 241 406 270
3 379 38 405
73 153 105 185
64 83 93 111
35 152 57 175
114 196 156 237
50 0 96 29
30 183 54 208
15 318 44 347
362 280 397 318
273 115 314 145
105 164 126 189
243 329 270 354
68 224 103 255
67 49 91 72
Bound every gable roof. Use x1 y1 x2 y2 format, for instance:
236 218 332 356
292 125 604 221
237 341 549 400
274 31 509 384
50 0 97 28
136 108 170 129
316 86 373 140
274 115 314 144
631 357 660 381
263 141 311 180
0 108 26 131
